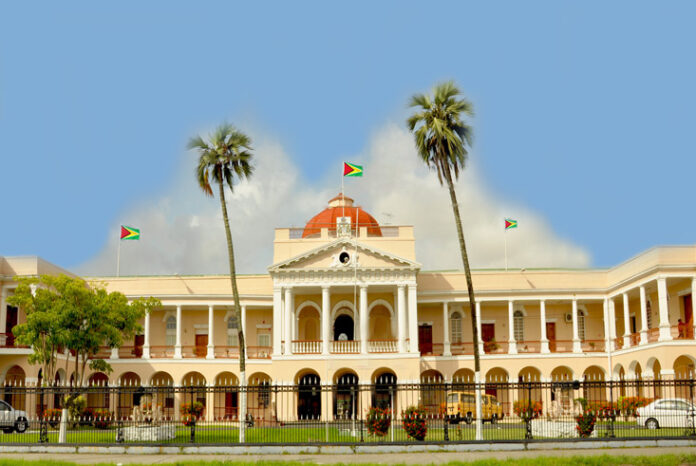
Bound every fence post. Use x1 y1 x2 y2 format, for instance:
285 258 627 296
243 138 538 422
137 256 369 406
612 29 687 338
115 383 124 443
525 380 532 440
608 378 615 438
39 384 48 443
189 385 196 443
443 380 449 442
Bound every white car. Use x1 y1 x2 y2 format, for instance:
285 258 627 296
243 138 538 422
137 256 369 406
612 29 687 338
637 398 696 429
0 400 29 433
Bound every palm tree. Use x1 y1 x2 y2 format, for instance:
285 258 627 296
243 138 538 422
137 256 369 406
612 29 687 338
407 81 483 438
188 123 253 440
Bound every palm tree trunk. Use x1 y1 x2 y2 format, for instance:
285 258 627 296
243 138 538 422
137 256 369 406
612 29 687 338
217 178 247 440
442 162 483 440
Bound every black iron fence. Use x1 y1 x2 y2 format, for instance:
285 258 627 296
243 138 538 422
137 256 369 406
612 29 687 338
0 378 694 445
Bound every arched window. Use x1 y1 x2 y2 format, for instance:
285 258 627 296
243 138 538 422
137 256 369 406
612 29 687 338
450 312 462 343
578 310 586 341
513 310 524 341
227 315 239 347
165 316 176 346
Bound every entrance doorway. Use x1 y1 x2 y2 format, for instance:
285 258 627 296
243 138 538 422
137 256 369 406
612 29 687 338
195 334 208 358
5 306 17 346
546 322 556 352
482 323 495 353
334 314 354 340
334 373 358 419
418 324 433 355
298 374 321 420
684 294 694 339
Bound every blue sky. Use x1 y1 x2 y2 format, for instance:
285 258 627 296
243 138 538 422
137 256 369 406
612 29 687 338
1 1 695 273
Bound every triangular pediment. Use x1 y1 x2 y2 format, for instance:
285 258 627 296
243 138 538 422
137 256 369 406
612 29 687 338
269 239 420 273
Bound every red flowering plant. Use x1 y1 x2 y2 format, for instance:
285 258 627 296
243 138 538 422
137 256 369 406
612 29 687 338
513 400 543 421
586 401 618 420
42 408 63 429
366 407 391 437
402 406 427 441
617 396 652 419
180 401 205 427
575 410 597 438
93 409 113 429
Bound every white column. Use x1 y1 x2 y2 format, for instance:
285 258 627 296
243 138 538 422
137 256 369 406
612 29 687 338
360 286 368 354
272 287 282 355
571 299 581 353
507 300 517 354
0 286 7 336
608 298 617 350
639 285 648 344
110 347 119 359
622 293 631 347
322 286 330 355
206 305 215 359
657 277 672 341
602 298 610 350
397 285 407 353
142 311 151 359
443 302 451 356
540 300 549 353
692 278 696 339
284 288 294 354
174 305 182 359
476 301 484 355
407 285 419 353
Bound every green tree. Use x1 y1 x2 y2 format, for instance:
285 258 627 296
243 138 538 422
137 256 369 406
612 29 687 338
8 274 159 389
188 123 253 440
407 81 483 437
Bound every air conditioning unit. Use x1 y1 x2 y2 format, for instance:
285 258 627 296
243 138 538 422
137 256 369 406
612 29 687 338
564 313 573 323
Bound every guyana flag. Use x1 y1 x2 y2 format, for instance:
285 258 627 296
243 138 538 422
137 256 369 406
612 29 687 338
343 162 363 177
120 225 140 240
505 218 518 230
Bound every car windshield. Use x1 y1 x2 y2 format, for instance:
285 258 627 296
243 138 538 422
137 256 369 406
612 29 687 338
447 394 458 403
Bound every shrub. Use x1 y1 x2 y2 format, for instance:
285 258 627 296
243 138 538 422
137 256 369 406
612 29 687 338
64 395 87 428
366 407 391 437
617 396 652 418
586 401 618 420
576 410 597 437
42 408 63 429
93 409 113 429
402 406 427 441
513 400 543 421
180 402 205 426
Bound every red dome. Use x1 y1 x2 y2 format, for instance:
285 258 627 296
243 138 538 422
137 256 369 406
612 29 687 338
302 194 382 238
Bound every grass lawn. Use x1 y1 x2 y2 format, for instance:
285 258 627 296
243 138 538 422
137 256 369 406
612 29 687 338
0 453 696 465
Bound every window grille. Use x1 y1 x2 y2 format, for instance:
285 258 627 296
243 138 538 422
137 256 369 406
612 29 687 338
513 310 524 341
450 312 462 343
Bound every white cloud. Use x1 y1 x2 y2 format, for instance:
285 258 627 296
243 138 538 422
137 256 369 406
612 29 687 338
77 123 590 276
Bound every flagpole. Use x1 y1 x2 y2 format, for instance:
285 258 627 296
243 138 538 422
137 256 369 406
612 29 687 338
504 226 508 272
117 236 121 277
341 165 345 219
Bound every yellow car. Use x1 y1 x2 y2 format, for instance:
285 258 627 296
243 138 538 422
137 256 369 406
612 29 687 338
445 391 504 424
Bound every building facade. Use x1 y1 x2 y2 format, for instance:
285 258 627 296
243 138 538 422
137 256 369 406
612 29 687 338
1 194 695 420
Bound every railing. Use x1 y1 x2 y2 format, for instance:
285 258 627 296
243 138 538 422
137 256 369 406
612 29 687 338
0 333 28 348
287 223 399 239
482 341 507 354
117 346 143 359
422 343 443 356
1 378 695 445
214 346 240 359
292 340 322 354
516 341 540 354
672 324 695 340
330 340 360 354
180 346 208 358
648 328 660 343
551 340 574 353
630 332 641 346
450 342 473 355
613 337 624 350
148 346 175 358
246 346 272 359
368 340 398 353
581 340 605 352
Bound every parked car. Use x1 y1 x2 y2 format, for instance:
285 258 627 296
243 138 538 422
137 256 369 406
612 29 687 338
636 398 696 429
446 391 504 424
0 400 29 433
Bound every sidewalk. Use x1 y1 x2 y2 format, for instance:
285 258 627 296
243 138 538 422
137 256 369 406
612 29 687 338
1 446 695 464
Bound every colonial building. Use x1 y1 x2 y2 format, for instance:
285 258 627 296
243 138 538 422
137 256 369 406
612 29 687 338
1 194 695 420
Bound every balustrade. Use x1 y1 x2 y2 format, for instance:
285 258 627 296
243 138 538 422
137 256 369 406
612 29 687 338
581 340 605 352
330 340 360 354
647 328 660 343
291 340 322 354
515 341 539 354
367 340 398 353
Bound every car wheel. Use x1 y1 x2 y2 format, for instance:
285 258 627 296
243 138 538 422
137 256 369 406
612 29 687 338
14 417 28 434
491 414 498 424
2 428 12 434
465 414 473 425
645 418 659 430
